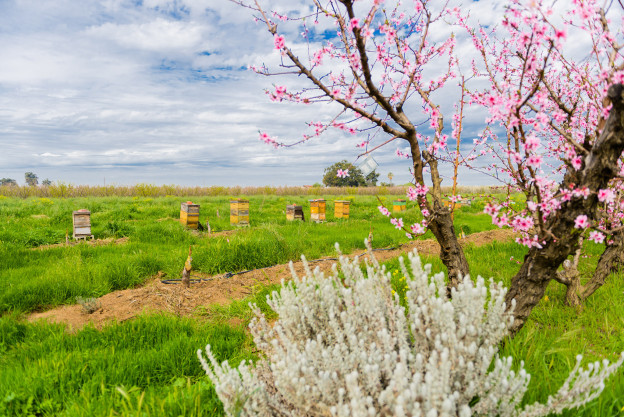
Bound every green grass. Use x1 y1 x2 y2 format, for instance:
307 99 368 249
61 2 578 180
1 194 623 416
0 195 495 314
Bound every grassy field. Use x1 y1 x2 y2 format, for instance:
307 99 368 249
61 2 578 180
0 193 622 416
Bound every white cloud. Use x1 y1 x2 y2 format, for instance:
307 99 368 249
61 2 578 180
0 0 607 187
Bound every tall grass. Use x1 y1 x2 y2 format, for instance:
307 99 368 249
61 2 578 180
0 183 500 198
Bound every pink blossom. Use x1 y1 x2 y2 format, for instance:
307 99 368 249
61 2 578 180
574 214 589 229
526 154 542 169
512 216 533 232
407 184 428 201
259 132 279 148
391 217 404 229
349 18 360 31
571 156 583 170
525 134 541 151
484 203 499 216
378 205 390 217
589 231 605 244
273 85 287 101
336 169 349 178
410 222 425 235
274 34 285 50
597 188 615 204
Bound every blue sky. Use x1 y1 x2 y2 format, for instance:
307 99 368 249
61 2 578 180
0 0 511 187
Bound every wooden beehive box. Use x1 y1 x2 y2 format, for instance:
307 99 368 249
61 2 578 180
286 204 304 221
444 200 462 210
392 199 407 212
309 199 326 222
72 209 94 240
180 201 200 229
334 200 351 219
230 199 249 226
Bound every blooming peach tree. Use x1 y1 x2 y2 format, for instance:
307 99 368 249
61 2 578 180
464 0 624 331
234 0 476 286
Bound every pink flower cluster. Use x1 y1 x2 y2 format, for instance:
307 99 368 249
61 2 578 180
406 184 429 201
336 169 349 178
259 132 280 148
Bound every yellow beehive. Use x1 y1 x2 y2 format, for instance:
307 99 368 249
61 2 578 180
334 200 351 219
286 204 304 221
72 209 94 240
309 199 326 222
180 201 200 229
230 199 249 226
444 200 462 210
392 199 407 212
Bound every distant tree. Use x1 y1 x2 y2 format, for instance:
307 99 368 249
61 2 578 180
322 160 365 187
41 179 52 186
387 172 394 185
365 170 379 187
0 178 17 186
24 172 38 187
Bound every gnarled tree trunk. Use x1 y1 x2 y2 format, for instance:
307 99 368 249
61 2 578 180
507 84 624 334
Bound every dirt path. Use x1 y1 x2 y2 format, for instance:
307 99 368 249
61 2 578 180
27 228 515 331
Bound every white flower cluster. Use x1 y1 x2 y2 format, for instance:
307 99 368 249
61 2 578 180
198 241 623 417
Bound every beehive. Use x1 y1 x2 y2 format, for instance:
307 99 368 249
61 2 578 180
72 209 94 240
286 204 304 221
392 199 407 212
444 200 462 210
180 201 200 229
309 199 326 222
230 199 249 226
334 200 351 219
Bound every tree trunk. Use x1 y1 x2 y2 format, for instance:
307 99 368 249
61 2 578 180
579 230 624 300
408 135 470 288
507 83 624 334
427 207 470 287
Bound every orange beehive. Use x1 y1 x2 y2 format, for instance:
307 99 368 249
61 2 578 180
334 200 351 219
309 199 326 222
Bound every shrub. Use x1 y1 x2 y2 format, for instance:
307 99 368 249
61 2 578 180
199 243 623 417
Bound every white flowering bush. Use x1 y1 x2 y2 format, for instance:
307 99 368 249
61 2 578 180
198 242 623 417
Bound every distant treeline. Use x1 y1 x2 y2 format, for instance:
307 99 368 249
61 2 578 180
0 183 502 199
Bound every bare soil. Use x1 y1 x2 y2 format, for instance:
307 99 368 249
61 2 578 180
27 228 515 331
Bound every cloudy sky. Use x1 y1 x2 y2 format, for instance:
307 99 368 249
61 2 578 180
1 0 515 187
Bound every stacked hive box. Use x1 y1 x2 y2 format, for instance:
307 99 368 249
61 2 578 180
180 202 200 229
444 200 462 210
286 204 304 221
392 199 407 212
230 199 250 226
72 209 94 240
309 199 326 222
334 200 351 219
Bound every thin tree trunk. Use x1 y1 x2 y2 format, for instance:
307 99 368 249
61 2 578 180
408 135 470 288
507 83 624 334
579 230 624 300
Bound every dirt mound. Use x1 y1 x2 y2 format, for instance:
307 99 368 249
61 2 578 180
27 228 516 331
